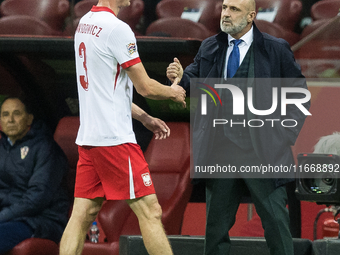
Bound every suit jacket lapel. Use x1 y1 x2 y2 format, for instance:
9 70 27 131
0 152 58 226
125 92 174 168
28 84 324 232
253 22 271 78
215 32 229 78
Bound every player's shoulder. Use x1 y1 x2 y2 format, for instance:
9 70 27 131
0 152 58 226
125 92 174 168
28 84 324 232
113 19 133 32
107 19 135 42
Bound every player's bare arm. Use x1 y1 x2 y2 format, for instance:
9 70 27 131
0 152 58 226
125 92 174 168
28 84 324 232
126 62 186 108
131 103 170 140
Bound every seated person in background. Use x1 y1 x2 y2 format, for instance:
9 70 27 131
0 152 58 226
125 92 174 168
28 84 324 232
313 132 340 155
0 96 70 253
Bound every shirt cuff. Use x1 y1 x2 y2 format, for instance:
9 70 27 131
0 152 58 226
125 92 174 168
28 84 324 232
121 57 141 69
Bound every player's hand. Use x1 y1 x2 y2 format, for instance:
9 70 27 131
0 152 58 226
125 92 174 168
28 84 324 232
142 116 170 139
170 77 186 108
167 57 183 83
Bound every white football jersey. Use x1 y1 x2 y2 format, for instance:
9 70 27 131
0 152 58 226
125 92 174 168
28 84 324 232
74 6 141 146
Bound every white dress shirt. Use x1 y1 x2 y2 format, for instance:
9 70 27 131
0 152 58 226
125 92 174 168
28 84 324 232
224 26 254 79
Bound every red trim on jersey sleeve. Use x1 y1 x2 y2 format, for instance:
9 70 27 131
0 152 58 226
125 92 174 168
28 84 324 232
91 6 116 16
114 63 121 90
121 58 141 69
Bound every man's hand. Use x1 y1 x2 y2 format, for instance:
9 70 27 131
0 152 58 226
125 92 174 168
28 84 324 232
170 78 186 108
142 116 170 140
132 103 170 139
167 57 183 83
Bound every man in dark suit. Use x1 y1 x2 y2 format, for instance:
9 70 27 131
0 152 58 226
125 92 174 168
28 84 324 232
167 0 310 254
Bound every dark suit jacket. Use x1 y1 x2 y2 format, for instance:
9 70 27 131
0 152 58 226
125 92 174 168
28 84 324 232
181 23 310 187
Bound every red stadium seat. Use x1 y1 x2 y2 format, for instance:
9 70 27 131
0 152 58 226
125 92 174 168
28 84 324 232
0 15 59 36
255 19 300 46
53 116 80 200
156 0 302 34
5 238 59 255
117 0 144 35
73 0 97 18
255 0 302 32
156 0 221 34
146 17 212 40
300 19 340 40
298 18 340 58
294 19 340 78
0 0 70 32
53 117 193 255
311 0 340 20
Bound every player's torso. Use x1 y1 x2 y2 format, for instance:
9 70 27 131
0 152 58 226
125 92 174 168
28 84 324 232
74 7 138 146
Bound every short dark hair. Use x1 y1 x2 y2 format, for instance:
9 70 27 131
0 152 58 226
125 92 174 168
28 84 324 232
0 95 34 115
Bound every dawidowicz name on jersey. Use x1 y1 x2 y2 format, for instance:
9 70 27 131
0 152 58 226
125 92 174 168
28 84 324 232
200 84 311 128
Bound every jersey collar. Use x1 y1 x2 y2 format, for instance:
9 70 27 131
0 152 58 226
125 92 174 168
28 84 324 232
91 6 117 16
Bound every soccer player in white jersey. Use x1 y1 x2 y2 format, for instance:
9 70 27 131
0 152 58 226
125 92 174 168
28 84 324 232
59 0 186 255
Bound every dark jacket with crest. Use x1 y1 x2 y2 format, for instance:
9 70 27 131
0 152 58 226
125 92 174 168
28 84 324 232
0 120 70 243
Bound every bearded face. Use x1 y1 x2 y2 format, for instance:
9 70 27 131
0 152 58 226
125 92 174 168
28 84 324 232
220 14 248 35
219 0 255 38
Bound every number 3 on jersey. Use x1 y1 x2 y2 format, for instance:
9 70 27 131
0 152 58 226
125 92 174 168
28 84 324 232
79 42 89 90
